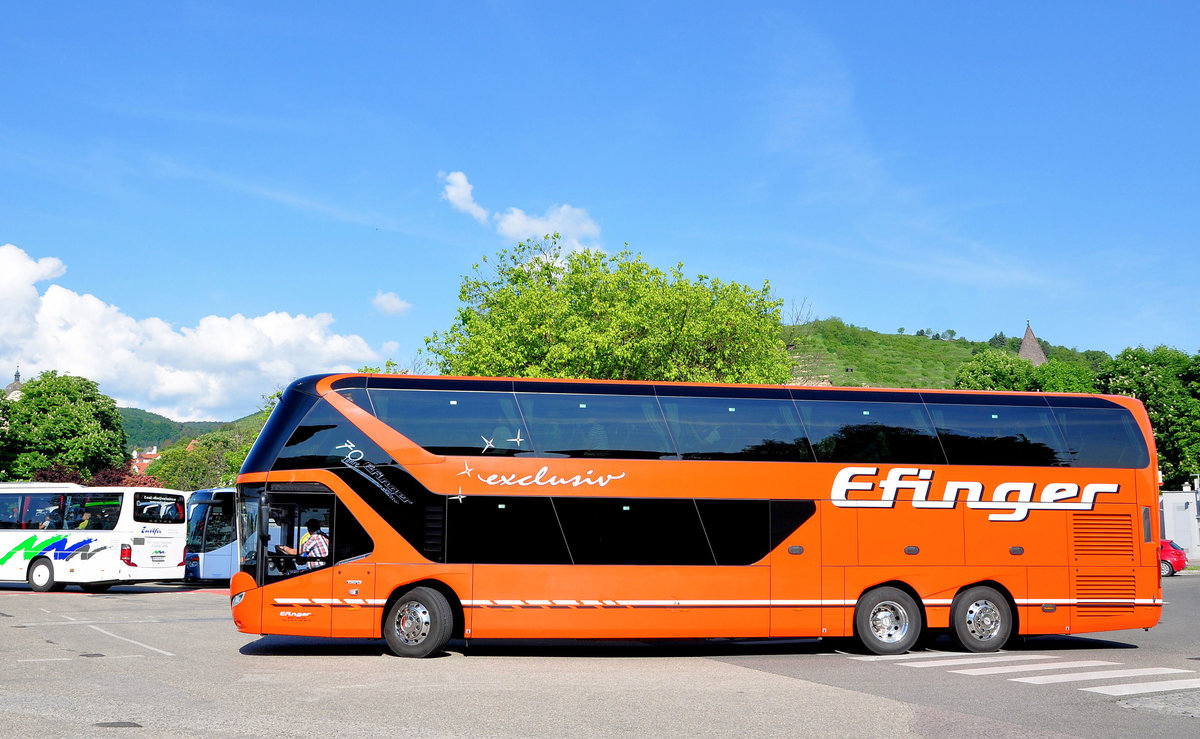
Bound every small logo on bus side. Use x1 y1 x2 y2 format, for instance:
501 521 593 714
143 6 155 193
464 462 626 489
831 466 1120 522
279 611 312 619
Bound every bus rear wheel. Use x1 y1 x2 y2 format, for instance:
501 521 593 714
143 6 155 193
27 558 64 592
384 586 453 658
951 586 1012 653
854 586 922 655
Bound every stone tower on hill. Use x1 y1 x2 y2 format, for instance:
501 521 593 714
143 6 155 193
1018 323 1048 366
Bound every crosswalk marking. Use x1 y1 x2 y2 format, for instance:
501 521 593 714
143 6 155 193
951 660 1119 676
845 651 955 662
902 654 1059 668
1082 678 1200 696
842 649 1200 697
1012 667 1192 685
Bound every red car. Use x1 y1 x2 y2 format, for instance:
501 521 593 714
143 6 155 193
1160 539 1189 577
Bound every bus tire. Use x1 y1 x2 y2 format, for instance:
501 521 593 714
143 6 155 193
27 558 61 592
951 586 1012 653
384 586 453 658
854 586 922 655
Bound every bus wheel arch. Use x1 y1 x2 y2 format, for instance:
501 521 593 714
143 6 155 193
950 582 1015 653
381 580 461 658
853 582 924 655
27 557 64 592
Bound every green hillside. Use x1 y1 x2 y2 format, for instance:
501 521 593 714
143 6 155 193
117 408 226 452
785 318 1107 389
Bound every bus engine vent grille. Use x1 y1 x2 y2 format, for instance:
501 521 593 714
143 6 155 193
1071 513 1134 559
1074 574 1136 617
421 504 445 562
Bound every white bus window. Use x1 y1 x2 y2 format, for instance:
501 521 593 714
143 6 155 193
134 492 186 524
65 493 122 531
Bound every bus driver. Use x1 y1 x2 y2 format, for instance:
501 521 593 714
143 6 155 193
278 519 329 570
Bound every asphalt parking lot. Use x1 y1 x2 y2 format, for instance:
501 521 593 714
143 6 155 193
3 579 1199 738
0 582 936 738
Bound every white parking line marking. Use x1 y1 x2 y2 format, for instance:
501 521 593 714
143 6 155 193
845 651 954 662
87 625 174 656
903 655 1059 668
1013 667 1192 685
951 660 1119 676
1082 678 1200 696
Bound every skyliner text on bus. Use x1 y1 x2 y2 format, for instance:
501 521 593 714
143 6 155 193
229 373 1162 657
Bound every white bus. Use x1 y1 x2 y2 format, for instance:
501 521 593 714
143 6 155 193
0 483 189 593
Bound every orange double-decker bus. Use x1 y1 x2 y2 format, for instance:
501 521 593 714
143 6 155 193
229 373 1162 657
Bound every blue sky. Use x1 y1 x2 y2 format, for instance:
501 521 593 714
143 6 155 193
2 2 1197 421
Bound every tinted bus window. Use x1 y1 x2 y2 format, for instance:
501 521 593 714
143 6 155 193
135 492 186 524
369 389 529 457
554 497 714 565
333 499 374 564
446 496 571 564
659 396 814 461
695 499 769 565
1053 407 1150 469
65 493 122 530
517 393 676 459
275 398 392 470
24 494 63 529
928 404 1071 466
0 496 20 528
797 400 945 464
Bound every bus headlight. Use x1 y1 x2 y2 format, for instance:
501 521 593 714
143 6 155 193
231 592 245 608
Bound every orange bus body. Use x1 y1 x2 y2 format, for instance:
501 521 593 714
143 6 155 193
230 374 1162 656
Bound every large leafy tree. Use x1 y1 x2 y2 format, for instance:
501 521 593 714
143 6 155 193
953 349 1036 391
1099 346 1200 488
425 236 793 384
0 371 128 481
1032 361 1097 393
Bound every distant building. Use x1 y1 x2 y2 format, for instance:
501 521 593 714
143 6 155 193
4 367 22 402
131 446 160 475
1018 322 1048 366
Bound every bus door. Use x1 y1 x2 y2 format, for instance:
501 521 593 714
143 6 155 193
259 496 334 638
769 500 823 636
330 499 377 638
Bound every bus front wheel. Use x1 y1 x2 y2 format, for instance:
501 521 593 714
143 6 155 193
384 586 453 658
951 586 1012 653
854 586 922 655
27 558 64 592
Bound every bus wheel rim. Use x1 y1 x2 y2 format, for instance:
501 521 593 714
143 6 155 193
964 599 1002 641
395 601 432 645
869 601 909 643
31 564 49 587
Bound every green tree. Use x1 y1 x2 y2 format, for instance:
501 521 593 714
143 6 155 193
1032 361 1097 393
1099 346 1200 488
953 349 1035 391
0 371 128 481
424 236 793 384
147 421 264 490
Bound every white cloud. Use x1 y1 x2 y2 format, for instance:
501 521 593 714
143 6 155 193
439 171 601 250
495 204 601 251
372 290 413 316
0 244 380 421
439 170 489 224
